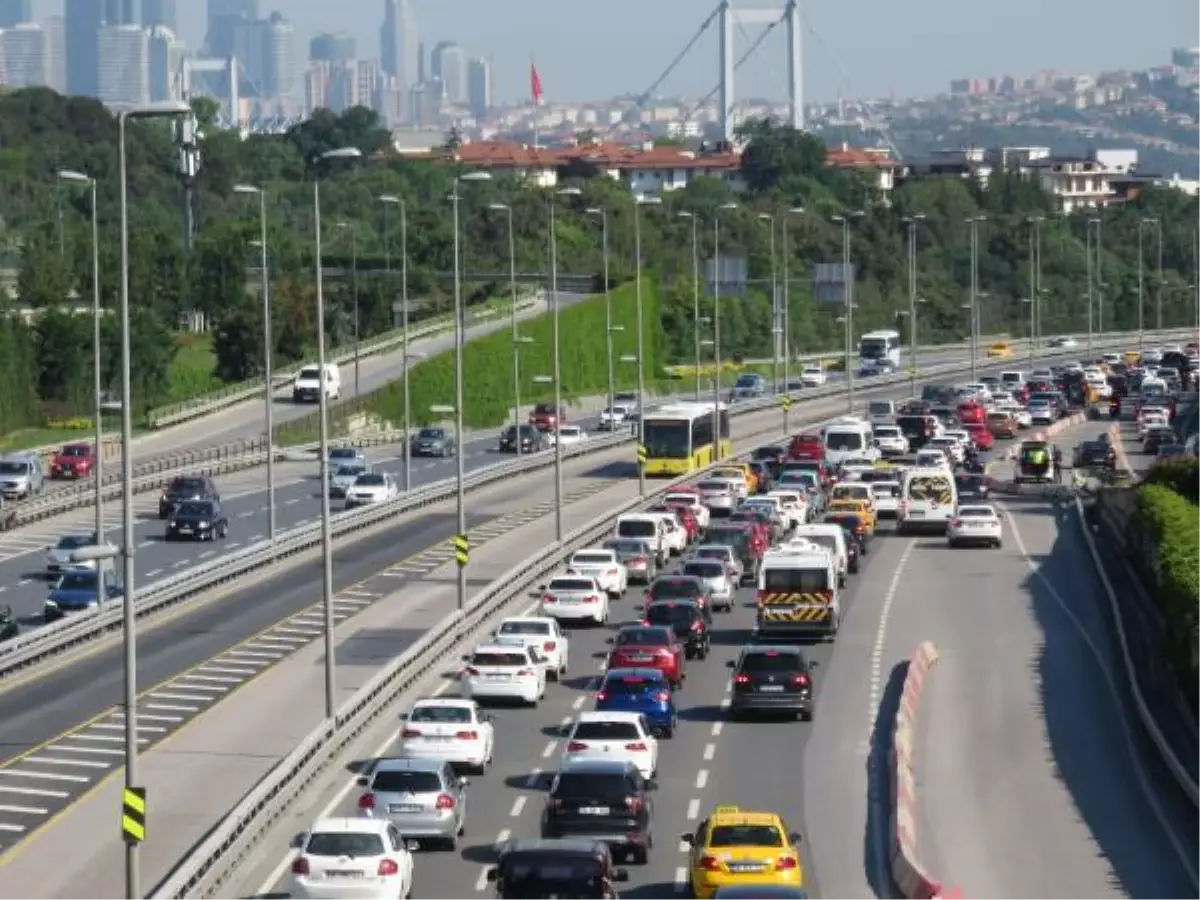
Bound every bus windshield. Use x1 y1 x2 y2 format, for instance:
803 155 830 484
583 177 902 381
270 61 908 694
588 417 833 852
860 339 889 359
642 420 690 459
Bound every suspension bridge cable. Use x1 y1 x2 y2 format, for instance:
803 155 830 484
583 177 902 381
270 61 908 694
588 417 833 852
681 14 782 126
634 4 723 107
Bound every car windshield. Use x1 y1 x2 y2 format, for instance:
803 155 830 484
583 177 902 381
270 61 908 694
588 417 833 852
958 507 996 519
58 572 97 590
329 449 357 460
824 432 863 451
683 561 724 579
642 420 690 459
409 705 472 723
418 429 444 440
498 855 604 899
298 366 322 380
174 502 212 517
498 621 551 637
354 474 386 486
606 540 651 555
616 627 671 646
55 535 94 550
706 529 750 551
305 832 385 858
168 478 206 493
554 771 637 797
60 446 89 457
762 567 829 592
741 650 805 672
735 375 760 388
335 465 367 477
874 427 900 438
572 720 641 741
470 651 528 667
617 520 656 538
708 824 785 848
370 770 442 793
534 403 556 414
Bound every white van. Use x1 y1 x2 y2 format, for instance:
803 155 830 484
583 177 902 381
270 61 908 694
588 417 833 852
792 524 849 584
823 417 878 466
755 539 841 638
292 363 341 403
643 510 688 556
866 399 895 426
898 467 957 534
613 514 668 565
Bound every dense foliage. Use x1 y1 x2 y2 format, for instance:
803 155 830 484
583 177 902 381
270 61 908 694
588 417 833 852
1 89 1197 439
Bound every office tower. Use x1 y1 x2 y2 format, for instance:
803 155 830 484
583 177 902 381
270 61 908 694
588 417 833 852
263 11 294 97
380 0 418 86
467 56 491 118
97 22 148 104
65 0 106 96
143 0 177 30
310 31 355 63
0 0 30 29
232 15 266 93
148 24 184 101
104 0 141 25
417 40 425 83
206 0 256 57
0 21 47 87
43 15 66 92
431 41 465 104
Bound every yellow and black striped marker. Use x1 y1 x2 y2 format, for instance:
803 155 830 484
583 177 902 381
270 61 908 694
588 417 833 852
453 533 469 566
781 395 792 410
122 787 146 844
759 606 831 622
757 591 833 606
636 445 647 467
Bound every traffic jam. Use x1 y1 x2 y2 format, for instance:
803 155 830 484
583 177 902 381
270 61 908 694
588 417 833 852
279 343 1197 900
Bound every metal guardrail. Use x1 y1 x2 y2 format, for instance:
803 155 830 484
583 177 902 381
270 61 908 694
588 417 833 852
144 294 544 429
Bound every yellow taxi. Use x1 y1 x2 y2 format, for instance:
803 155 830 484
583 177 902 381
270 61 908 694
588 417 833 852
826 496 876 533
715 463 758 494
1124 350 1141 366
987 341 1013 359
681 806 804 899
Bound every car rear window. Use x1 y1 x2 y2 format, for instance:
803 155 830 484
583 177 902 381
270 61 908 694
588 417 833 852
553 771 637 797
649 580 702 599
908 476 950 499
958 507 995 518
761 568 829 592
603 673 665 694
741 650 805 672
409 705 472 723
617 520 656 538
499 854 602 888
615 627 671 646
549 578 595 592
708 825 784 848
683 561 724 579
470 652 529 667
645 603 697 625
498 621 551 636
370 770 442 793
571 553 611 566
306 832 385 857
572 721 641 741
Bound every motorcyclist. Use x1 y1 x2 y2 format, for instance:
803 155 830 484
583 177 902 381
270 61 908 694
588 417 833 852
1052 444 1064 484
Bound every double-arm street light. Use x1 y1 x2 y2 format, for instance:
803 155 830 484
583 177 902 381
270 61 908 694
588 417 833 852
378 194 413 490
831 210 864 413
631 195 662 496
676 210 702 400
116 98 193 900
1025 215 1044 360
585 206 616 413
491 201 533 457
232 183 277 541
1138 216 1162 342
901 213 925 395
57 170 104 543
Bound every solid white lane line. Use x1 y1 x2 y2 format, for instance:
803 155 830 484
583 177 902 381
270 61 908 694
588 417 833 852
173 680 229 693
226 650 282 661
199 665 259 676
151 692 213 703
178 673 241 684
25 756 109 769
144 704 196 714
0 823 25 833
46 745 124 756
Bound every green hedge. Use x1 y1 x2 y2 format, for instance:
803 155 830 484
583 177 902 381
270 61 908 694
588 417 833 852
275 282 663 443
1141 457 1199 504
1133 482 1199 700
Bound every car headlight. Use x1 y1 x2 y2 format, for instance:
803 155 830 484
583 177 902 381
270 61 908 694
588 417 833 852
198 521 210 528
45 599 59 608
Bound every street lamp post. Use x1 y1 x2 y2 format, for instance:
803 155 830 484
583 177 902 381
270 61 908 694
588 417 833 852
1092 217 1105 336
782 207 805 408
831 210 864 413
585 207 616 414
712 203 738 460
116 99 191 900
1137 218 1148 348
1085 218 1095 353
676 210 702 400
758 212 779 393
901 213 925 394
232 184 277 541
378 194 412 491
966 215 987 381
547 187 581 533
488 202 527 456
1026 215 1044 354
1155 217 1164 331
58 170 104 542
334 222 361 396
632 195 662 496
312 146 363 724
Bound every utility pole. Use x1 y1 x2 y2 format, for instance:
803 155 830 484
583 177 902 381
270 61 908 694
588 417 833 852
1137 219 1146 349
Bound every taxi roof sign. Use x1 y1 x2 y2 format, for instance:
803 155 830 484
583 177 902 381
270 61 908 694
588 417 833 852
714 805 740 814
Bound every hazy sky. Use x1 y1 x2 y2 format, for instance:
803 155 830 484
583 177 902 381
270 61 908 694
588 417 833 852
50 0 1200 104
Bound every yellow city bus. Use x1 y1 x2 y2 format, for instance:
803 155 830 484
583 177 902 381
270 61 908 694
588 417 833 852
640 402 732 476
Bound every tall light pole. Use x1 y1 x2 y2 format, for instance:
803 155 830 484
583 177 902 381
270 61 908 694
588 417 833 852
831 210 864 413
1026 215 1044 352
489 201 530 457
901 213 925 395
586 206 616 414
312 146 363 724
1137 217 1148 348
782 207 805 406
1092 216 1105 337
58 170 104 543
232 184 276 541
333 222 362 396
547 187 580 535
116 99 191 900
378 194 412 491
1085 217 1096 353
677 210 702 400
1151 217 1164 330
966 214 986 381
632 195 662 497
758 212 779 392
712 203 738 459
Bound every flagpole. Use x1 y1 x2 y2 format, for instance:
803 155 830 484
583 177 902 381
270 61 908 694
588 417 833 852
531 54 541 149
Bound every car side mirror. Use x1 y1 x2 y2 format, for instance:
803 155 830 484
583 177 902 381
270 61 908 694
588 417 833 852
809 659 820 668
291 832 307 849
485 867 498 882
356 776 369 787
605 637 614 644
458 776 469 788
634 604 644 611
398 712 408 720
789 831 802 843
679 832 695 845
725 660 736 668
404 839 421 851
614 868 630 883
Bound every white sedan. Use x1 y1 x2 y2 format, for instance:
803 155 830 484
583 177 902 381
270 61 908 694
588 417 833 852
538 574 610 626
459 643 546 706
344 473 399 508
399 698 494 772
872 425 909 457
290 817 415 900
562 711 658 780
947 505 1003 548
799 364 826 387
1027 401 1056 426
493 616 569 679
927 437 965 465
1000 403 1032 428
548 425 588 447
566 548 628 598
597 404 634 431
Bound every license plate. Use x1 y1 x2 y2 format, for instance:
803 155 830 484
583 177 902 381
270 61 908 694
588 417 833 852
487 673 510 679
425 735 453 742
327 870 365 879
909 511 924 518
388 803 421 813
729 863 764 872
760 684 784 692
579 806 610 815
628 654 652 662
178 527 193 534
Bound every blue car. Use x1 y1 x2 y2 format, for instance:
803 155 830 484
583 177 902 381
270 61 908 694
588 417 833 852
44 569 124 624
595 667 676 737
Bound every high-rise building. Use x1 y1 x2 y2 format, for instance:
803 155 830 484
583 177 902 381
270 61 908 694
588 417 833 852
103 0 141 25
148 24 184 101
431 41 466 104
310 31 355 63
0 0 30 29
206 0 256 57
43 15 66 93
467 56 491 118
380 0 418 87
262 11 295 98
97 22 148 104
142 0 177 31
64 0 104 96
0 21 47 87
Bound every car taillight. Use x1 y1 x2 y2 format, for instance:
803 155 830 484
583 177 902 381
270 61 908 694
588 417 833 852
436 793 455 810
462 667 480 677
653 690 670 702
700 855 721 871
456 730 479 740
401 728 422 738
950 518 961 528
292 857 311 875
625 742 648 752
378 858 400 876
358 793 376 810
690 620 704 632
630 556 647 565
543 641 557 652
585 594 602 604
541 593 557 603
625 795 644 812
776 856 798 870
608 568 618 575
596 690 608 701
641 619 651 627
566 741 588 752
792 674 811 688
517 669 536 677
734 674 751 684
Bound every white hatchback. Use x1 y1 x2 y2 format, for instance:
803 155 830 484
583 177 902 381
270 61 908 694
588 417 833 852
561 711 659 780
289 817 415 900
947 505 1003 548
459 643 546 706
493 616 569 679
566 549 628 598
399 698 494 772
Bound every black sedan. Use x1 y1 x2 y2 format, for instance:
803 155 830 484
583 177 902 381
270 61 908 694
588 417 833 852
158 474 219 519
499 424 547 454
165 500 229 541
1074 438 1115 469
0 606 17 642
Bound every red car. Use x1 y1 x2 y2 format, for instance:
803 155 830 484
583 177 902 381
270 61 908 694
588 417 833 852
956 401 985 425
605 625 685 687
650 503 700 543
529 402 566 431
788 433 824 461
963 422 994 450
50 443 96 479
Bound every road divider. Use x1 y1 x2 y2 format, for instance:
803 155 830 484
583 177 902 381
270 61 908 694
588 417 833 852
890 641 960 900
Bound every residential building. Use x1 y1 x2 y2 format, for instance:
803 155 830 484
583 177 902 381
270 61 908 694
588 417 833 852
467 56 491 118
825 145 900 192
1031 149 1140 213
431 41 465 105
0 21 46 87
97 22 149 105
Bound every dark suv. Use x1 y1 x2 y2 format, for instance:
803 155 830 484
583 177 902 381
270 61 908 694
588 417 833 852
541 758 654 864
500 424 547 454
486 838 629 898
159 475 219 519
728 644 816 720
641 600 711 660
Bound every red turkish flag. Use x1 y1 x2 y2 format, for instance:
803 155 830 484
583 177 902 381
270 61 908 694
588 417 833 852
530 62 543 105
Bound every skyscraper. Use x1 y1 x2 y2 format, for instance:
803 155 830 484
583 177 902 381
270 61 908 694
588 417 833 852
143 0 178 30
103 0 142 25
431 41 466 104
65 0 104 96
97 22 148 104
206 0 257 57
0 0 31 28
43 14 66 92
467 57 492 118
263 11 295 98
380 0 418 87
310 31 355 63
0 21 47 87
148 24 184 101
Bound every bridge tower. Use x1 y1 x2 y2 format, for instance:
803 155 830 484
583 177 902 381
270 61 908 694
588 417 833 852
718 0 803 142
